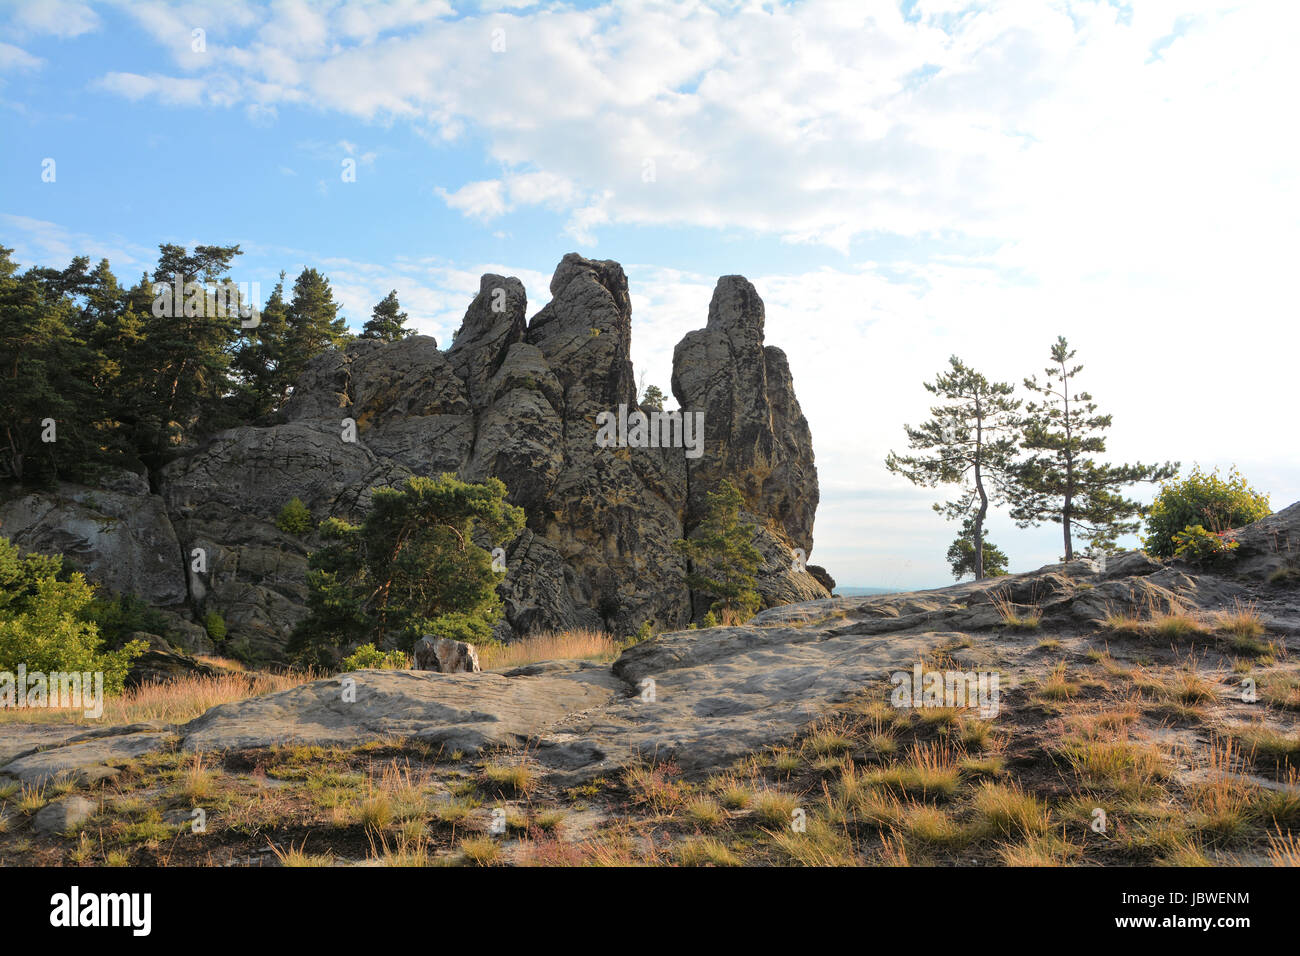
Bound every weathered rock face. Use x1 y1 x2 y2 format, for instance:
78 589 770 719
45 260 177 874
1 255 827 662
0 482 187 609
672 275 822 611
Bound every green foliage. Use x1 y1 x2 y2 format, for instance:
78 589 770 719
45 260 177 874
0 244 364 486
886 356 1020 580
290 474 524 667
1171 524 1239 568
203 610 227 643
640 384 666 412
275 497 314 535
340 643 408 671
1143 465 1271 558
677 480 762 619
701 611 719 628
359 290 412 342
0 536 145 694
947 518 1010 580
84 593 171 649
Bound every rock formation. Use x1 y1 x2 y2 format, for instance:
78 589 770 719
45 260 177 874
0 254 828 662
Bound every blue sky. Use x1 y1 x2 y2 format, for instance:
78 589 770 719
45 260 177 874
2 0 1297 589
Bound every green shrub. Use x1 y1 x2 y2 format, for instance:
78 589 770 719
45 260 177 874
340 643 408 671
275 497 314 535
701 611 719 628
1172 524 1239 568
203 610 227 643
1144 466 1270 558
0 536 145 694
84 592 171 648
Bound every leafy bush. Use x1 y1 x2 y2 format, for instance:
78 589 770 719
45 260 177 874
701 611 719 628
203 610 227 643
275 497 314 535
1144 466 1270 557
0 536 145 694
340 643 408 671
1172 524 1239 567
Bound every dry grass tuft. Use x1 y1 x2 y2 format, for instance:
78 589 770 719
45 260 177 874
479 628 622 670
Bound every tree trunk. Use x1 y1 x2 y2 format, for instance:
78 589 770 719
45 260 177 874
974 395 988 579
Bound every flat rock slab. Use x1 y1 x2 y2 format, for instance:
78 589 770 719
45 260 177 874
534 623 948 779
0 732 171 787
0 725 95 766
180 661 622 754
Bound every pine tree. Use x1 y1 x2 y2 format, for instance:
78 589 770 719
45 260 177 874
135 244 244 468
676 479 763 620
281 267 348 398
886 356 1020 580
0 248 98 483
640 384 666 411
289 474 524 666
230 272 290 418
1008 337 1177 560
946 517 1010 580
360 290 412 342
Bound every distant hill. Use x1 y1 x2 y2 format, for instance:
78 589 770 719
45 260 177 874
834 586 900 596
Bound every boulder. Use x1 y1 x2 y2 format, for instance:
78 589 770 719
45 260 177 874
32 795 97 836
413 636 482 674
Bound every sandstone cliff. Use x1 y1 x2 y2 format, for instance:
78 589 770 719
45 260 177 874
0 254 827 661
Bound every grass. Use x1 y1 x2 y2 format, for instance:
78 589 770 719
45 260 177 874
1260 672 1300 711
0 669 315 727
684 795 725 827
481 761 537 796
624 759 691 814
997 832 1083 866
1059 738 1166 799
676 836 742 866
752 789 801 828
176 754 216 804
479 628 621 670
459 835 501 866
1267 828 1300 866
991 592 1043 630
1038 661 1080 700
1214 599 1266 641
864 744 961 801
767 817 859 865
971 782 1051 837
1235 727 1300 765
901 803 968 848
270 839 335 867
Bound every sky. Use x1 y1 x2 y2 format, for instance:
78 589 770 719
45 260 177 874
1 0 1296 590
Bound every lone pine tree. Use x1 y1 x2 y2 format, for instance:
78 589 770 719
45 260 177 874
1008 336 1177 560
360 290 413 342
886 356 1020 580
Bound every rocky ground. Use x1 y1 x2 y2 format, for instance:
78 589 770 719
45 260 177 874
2 504 1298 866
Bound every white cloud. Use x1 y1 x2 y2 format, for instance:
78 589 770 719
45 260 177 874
10 0 100 38
436 179 508 221
0 42 42 72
